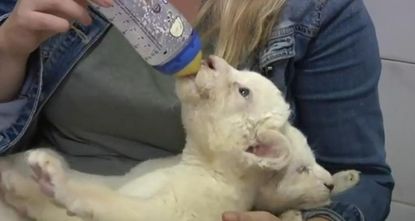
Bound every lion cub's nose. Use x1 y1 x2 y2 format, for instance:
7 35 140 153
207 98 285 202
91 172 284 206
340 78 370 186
205 55 229 73
206 56 216 70
324 183 334 191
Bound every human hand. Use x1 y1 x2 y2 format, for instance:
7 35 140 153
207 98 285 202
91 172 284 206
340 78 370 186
222 211 281 221
0 0 112 56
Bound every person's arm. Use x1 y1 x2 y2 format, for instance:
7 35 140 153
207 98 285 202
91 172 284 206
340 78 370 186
0 29 29 102
293 0 393 220
0 3 34 136
0 0 112 154
0 0 114 101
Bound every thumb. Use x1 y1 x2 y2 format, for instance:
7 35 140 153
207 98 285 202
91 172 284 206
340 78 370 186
222 211 281 221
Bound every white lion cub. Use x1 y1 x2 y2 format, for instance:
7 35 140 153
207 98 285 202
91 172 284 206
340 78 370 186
1 56 294 221
0 56 360 221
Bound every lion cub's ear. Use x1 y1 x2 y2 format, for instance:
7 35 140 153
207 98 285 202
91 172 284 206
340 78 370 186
243 112 291 171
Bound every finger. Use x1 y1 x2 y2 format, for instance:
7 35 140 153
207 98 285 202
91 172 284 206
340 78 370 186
28 12 71 33
74 0 89 9
87 0 114 7
223 211 281 221
37 0 92 25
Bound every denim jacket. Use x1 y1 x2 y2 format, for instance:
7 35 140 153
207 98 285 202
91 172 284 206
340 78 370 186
0 0 394 220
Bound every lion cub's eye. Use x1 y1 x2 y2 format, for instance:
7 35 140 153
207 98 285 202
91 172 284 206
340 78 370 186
297 166 310 174
239 87 250 97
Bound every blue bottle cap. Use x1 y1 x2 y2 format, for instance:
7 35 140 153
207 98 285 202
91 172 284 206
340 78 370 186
154 31 202 76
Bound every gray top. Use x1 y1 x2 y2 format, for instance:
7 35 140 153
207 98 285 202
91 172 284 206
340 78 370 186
42 27 185 174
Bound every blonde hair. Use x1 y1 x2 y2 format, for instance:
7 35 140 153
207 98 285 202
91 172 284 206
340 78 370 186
196 0 286 66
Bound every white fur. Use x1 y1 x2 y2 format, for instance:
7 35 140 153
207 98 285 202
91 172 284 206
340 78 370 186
0 200 26 221
0 56 360 221
253 124 361 216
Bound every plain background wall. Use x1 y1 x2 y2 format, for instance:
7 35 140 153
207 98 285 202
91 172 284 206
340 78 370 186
363 0 415 220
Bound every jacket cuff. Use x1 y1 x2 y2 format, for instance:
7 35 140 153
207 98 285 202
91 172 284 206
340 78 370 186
302 202 365 221
0 13 10 23
0 12 28 124
0 50 43 154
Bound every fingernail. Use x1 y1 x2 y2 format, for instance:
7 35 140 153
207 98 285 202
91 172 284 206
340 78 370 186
223 212 239 221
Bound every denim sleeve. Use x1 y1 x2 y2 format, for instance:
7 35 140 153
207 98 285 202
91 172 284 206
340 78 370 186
292 0 394 220
0 13 24 129
0 94 28 131
0 9 43 154
0 61 38 132
0 12 33 130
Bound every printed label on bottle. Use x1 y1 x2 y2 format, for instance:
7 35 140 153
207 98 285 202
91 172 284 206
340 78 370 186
93 0 193 66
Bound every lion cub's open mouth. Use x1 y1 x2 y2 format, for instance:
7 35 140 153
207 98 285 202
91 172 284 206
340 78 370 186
182 58 214 80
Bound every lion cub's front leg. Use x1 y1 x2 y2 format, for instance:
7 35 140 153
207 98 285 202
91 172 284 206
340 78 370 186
0 160 74 221
27 150 145 221
332 170 360 195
